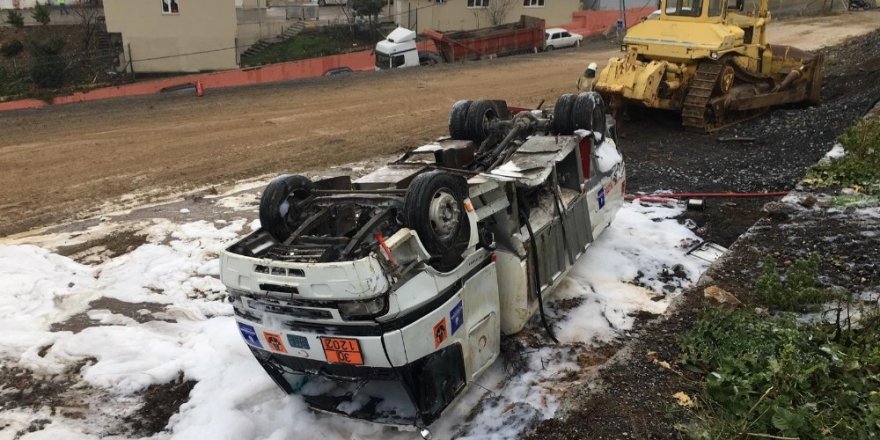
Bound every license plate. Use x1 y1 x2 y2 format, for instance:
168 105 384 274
320 337 364 365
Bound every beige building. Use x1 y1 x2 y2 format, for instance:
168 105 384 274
394 0 581 32
103 0 238 73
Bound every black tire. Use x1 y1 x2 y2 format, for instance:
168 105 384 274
259 174 315 241
571 92 607 141
552 93 577 135
545 45 554 51
449 100 472 140
465 99 499 144
404 171 470 267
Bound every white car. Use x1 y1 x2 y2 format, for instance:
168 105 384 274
544 28 583 51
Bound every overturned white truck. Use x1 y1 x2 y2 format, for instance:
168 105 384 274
219 93 626 431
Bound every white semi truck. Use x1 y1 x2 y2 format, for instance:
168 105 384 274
375 16 547 70
219 92 625 433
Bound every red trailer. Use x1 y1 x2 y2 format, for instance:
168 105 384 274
422 16 546 63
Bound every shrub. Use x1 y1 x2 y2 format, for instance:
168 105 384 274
29 37 67 88
755 253 840 311
678 307 880 440
0 64 29 97
5 9 25 29
32 2 52 26
808 117 880 195
1 39 24 58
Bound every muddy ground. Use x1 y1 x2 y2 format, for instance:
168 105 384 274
525 28 880 439
1 11 879 238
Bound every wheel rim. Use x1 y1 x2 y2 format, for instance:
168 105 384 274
479 110 496 135
284 189 310 219
428 189 461 241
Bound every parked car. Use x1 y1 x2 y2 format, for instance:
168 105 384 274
220 92 624 434
544 27 583 50
323 66 353 76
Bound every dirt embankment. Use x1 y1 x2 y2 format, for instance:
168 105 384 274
525 28 880 439
1 11 879 238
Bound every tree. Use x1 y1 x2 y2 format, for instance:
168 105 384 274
350 0 385 25
482 0 516 26
5 9 25 29
32 2 52 26
72 3 103 52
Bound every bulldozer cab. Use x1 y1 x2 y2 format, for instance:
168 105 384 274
659 0 727 21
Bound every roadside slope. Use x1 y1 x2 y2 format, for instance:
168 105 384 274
1 10 879 237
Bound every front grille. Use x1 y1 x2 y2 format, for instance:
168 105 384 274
249 301 333 320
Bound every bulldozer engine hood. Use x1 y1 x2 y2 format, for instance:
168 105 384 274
623 20 743 60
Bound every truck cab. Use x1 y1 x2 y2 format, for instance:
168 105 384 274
375 27 421 70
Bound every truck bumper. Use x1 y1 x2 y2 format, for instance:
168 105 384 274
248 343 465 426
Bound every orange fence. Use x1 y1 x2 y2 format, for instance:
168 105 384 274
0 9 651 113
561 6 656 37
0 49 379 112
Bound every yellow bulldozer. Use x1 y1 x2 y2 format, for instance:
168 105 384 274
595 0 823 131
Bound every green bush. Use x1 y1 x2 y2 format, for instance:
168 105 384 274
32 2 52 26
5 9 25 29
808 117 880 195
29 37 67 88
755 254 840 311
678 307 880 440
1 39 24 58
0 64 29 97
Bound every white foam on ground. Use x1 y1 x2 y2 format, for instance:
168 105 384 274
0 200 708 440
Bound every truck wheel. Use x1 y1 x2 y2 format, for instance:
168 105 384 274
465 99 499 144
449 100 472 140
552 93 577 135
572 92 607 141
259 174 315 242
404 171 470 267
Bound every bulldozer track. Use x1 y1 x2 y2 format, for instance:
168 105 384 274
681 62 770 132
682 62 722 132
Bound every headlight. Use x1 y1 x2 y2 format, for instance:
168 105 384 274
710 51 719 60
338 296 388 320
620 45 627 52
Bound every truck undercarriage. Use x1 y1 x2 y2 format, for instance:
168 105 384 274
220 92 626 430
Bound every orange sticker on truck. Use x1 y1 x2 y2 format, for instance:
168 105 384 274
320 337 364 365
434 318 448 348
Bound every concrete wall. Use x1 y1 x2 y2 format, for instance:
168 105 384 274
103 0 238 73
395 0 582 32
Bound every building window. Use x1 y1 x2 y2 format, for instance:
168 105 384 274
523 0 544 6
467 0 489 7
162 0 180 14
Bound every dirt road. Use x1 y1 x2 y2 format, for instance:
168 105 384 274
1 11 879 237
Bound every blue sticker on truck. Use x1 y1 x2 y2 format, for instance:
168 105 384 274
286 334 310 350
597 187 606 209
238 322 263 348
450 300 464 335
